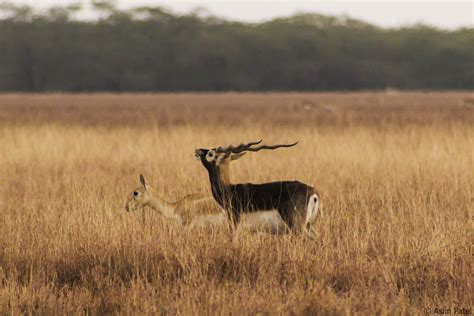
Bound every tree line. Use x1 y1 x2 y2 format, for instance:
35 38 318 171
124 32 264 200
0 2 472 91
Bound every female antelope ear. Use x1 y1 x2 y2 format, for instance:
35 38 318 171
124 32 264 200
139 174 150 191
231 152 246 161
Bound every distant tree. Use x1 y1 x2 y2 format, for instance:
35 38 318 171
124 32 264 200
0 2 472 91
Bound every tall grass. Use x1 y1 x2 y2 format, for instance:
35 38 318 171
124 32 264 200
0 92 472 314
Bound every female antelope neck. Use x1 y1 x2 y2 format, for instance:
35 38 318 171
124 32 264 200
146 188 178 218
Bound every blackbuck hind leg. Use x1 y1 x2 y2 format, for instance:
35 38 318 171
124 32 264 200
279 199 315 238
278 205 296 234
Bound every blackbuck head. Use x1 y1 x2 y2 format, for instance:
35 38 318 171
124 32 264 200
194 140 299 171
123 174 152 212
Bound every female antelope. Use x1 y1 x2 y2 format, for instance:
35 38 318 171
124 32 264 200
123 174 287 233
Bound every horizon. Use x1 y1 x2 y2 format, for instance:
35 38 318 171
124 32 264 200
5 0 473 30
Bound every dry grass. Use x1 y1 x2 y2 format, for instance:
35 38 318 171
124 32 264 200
0 92 472 314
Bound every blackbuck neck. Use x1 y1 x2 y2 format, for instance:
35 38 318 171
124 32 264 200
208 165 227 205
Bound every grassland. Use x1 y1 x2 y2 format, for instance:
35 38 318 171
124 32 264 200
0 92 472 314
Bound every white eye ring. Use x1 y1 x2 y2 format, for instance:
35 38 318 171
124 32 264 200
206 150 215 162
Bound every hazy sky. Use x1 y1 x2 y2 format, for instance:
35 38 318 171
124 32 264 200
8 0 473 29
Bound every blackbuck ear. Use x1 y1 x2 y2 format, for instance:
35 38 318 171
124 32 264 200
230 152 246 161
216 153 228 165
139 174 150 191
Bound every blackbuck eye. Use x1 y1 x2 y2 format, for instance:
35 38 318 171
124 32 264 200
133 191 139 197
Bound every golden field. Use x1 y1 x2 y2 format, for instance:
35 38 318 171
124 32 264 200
0 92 472 314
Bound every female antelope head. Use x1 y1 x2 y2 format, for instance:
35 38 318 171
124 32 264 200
123 174 152 212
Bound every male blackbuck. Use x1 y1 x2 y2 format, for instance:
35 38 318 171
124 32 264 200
123 174 287 233
195 140 320 239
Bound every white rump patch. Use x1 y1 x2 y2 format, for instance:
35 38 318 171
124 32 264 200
305 194 319 224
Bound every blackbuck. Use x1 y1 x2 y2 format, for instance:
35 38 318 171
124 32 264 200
195 140 320 239
123 174 287 233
